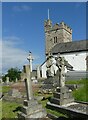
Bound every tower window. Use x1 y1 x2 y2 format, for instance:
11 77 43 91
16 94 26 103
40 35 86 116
54 37 57 43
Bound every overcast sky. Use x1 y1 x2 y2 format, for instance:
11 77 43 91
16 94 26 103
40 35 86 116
1 2 86 74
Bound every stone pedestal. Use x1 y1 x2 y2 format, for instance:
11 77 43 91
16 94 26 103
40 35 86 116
18 64 46 119
50 86 74 106
18 99 46 119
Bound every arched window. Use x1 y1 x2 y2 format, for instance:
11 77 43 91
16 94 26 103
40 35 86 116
54 36 57 43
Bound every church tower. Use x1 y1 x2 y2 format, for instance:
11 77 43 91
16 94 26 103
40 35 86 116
44 16 72 57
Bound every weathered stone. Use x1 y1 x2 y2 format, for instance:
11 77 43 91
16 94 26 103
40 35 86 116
44 20 72 56
27 52 33 72
45 56 74 106
23 65 33 100
50 86 74 106
8 89 22 98
18 63 46 119
6 77 9 84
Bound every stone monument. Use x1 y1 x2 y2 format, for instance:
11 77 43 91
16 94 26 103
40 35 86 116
6 76 9 85
46 55 58 77
15 78 18 82
18 54 46 119
8 89 22 98
47 56 74 106
27 51 33 72
42 55 60 91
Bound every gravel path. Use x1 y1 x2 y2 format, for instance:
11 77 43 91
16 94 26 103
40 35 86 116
67 103 88 114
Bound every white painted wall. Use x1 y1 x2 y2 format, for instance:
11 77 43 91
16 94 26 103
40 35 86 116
40 51 88 78
41 62 47 78
59 51 88 71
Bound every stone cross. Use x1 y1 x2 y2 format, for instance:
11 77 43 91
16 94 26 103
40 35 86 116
27 52 33 72
56 57 65 87
23 65 33 100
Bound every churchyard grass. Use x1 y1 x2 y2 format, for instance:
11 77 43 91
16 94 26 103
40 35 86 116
72 79 88 102
1 79 88 118
66 79 88 102
0 101 2 119
65 79 87 85
2 86 11 93
38 94 67 118
2 100 21 118
39 78 88 117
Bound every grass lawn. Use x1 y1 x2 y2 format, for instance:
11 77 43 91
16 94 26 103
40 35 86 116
2 100 21 119
2 86 11 93
65 79 87 85
1 78 88 118
0 101 2 120
38 94 68 118
1 86 21 119
66 79 88 102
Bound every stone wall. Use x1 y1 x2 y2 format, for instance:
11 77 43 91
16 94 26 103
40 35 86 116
44 20 72 56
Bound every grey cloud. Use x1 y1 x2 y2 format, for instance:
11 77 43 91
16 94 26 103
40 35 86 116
1 37 40 73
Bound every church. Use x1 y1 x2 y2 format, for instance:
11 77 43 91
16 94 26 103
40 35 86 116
37 18 88 79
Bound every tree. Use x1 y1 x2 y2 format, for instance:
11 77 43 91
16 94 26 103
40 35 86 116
2 67 21 82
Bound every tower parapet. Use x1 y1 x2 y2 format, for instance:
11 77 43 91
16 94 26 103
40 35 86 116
44 19 52 32
44 20 72 57
59 22 72 34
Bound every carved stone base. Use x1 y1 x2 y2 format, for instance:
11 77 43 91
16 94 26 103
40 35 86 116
18 99 46 119
50 86 74 106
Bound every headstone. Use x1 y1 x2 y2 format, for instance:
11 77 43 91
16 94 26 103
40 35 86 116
46 56 74 106
15 78 18 82
42 55 59 92
6 77 9 84
8 89 22 98
18 64 46 119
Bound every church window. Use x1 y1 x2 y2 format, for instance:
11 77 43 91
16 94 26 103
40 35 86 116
54 37 57 43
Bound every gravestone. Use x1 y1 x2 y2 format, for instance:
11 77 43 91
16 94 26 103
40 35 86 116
18 65 46 119
8 89 22 98
15 78 18 82
42 55 59 92
6 77 9 85
47 56 74 106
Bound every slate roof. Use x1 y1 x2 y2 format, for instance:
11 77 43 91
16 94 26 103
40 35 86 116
51 40 88 54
